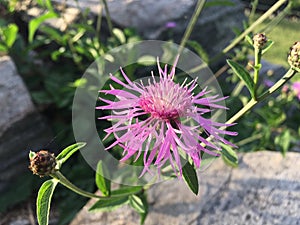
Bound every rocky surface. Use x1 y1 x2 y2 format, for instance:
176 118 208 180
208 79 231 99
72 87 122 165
52 0 246 58
70 151 300 225
0 56 53 195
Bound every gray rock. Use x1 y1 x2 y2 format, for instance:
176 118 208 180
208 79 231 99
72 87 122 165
70 151 300 225
52 0 245 58
0 56 53 194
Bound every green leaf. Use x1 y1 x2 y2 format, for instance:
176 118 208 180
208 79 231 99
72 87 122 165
129 195 146 214
89 196 128 212
205 0 235 7
2 23 18 48
221 144 238 167
262 40 274 55
113 28 126 44
227 59 255 98
95 160 111 196
245 35 253 45
182 161 199 195
275 130 291 156
111 186 142 197
37 179 58 225
56 142 86 165
28 11 58 43
137 55 156 66
187 40 209 63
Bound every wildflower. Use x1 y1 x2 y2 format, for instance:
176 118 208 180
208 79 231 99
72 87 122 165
165 21 177 28
29 150 57 177
288 42 300 70
253 33 267 50
97 58 237 177
292 81 300 100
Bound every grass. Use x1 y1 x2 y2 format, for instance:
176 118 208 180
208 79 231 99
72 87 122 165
253 15 299 68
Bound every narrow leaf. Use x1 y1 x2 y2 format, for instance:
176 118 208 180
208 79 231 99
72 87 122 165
182 161 199 195
262 40 274 55
111 186 142 197
129 195 146 214
95 160 111 196
2 24 18 48
37 179 58 225
227 59 255 98
89 196 128 212
28 11 58 43
221 144 238 167
56 142 86 164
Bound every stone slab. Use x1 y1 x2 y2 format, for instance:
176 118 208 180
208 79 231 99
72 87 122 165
70 151 300 225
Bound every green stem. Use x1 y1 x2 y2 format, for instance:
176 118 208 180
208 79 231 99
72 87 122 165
102 0 114 37
249 0 259 25
253 47 262 99
51 171 105 199
226 68 297 125
178 0 206 55
220 0 287 56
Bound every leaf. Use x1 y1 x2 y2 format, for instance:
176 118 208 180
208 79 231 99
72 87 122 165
187 40 209 63
56 142 86 165
111 186 142 197
262 40 274 55
275 130 291 156
221 144 238 167
182 161 199 195
113 28 126 44
137 55 156 66
2 23 18 48
205 0 235 7
28 11 58 43
227 59 255 98
129 195 146 214
245 35 253 45
95 160 111 196
89 196 128 212
37 179 58 225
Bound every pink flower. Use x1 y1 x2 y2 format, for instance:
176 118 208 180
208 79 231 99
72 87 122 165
165 21 177 28
97 58 237 177
292 81 300 100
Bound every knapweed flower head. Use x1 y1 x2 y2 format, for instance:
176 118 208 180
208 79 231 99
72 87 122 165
288 41 300 70
253 33 267 50
97 57 237 177
292 81 300 100
29 150 57 177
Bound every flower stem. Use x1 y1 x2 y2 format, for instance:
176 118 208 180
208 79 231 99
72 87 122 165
102 0 114 37
222 0 287 55
253 47 262 100
178 0 206 55
51 171 105 199
226 68 297 125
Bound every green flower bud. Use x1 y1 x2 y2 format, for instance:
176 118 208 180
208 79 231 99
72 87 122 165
288 41 300 70
29 150 57 177
253 33 267 49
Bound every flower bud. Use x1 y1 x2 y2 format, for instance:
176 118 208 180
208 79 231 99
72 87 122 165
253 33 267 49
288 42 300 70
29 150 57 177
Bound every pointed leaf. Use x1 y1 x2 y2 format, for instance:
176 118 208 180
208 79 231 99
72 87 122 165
89 196 128 212
262 40 274 55
227 59 255 98
2 24 18 48
37 179 58 225
129 195 146 214
95 160 111 196
221 143 238 167
56 142 86 164
28 11 58 42
245 34 253 45
182 161 199 195
111 186 142 197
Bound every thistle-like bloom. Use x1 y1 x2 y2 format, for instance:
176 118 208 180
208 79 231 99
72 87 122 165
288 41 300 70
29 150 57 177
253 33 267 50
97 58 237 177
292 81 300 100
